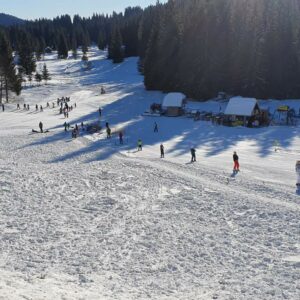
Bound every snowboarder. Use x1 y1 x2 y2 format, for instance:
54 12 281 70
233 151 240 172
160 144 165 158
154 122 158 133
138 139 143 151
191 147 196 162
119 131 124 144
39 121 43 133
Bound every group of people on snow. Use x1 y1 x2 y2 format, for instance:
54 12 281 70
35 105 240 172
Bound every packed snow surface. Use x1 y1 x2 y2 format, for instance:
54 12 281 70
0 48 299 300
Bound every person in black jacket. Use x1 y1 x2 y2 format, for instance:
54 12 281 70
233 151 240 171
191 147 196 162
39 121 43 133
160 144 165 158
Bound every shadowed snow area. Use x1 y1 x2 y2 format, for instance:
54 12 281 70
0 48 299 299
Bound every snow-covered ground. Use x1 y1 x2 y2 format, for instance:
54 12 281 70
0 48 299 300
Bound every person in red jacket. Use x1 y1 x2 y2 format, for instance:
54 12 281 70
233 151 240 171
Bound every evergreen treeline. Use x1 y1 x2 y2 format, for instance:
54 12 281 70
3 0 300 99
142 0 300 99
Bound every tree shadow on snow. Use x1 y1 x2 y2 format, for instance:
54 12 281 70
21 57 300 163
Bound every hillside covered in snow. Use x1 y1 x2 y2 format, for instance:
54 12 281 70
0 48 299 300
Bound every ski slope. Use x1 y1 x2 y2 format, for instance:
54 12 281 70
0 48 299 300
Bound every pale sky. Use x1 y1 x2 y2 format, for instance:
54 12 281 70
0 0 167 20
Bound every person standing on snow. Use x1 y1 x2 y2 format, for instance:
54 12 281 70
63 122 68 131
138 139 143 151
106 127 111 139
233 151 240 172
191 147 196 162
154 122 158 133
2 104 4 112
119 132 124 144
99 108 102 117
160 144 165 158
39 121 43 133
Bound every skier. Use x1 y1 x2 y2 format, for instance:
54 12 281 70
40 105 43 112
27 104 30 111
17 103 20 110
119 131 124 144
36 104 38 111
191 147 196 162
39 121 43 133
233 151 240 172
99 107 102 117
160 144 165 158
138 139 143 151
2 104 4 112
72 128 77 138
63 122 68 131
154 122 158 133
106 127 111 139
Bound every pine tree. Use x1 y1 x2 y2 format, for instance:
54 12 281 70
71 34 78 59
57 33 69 59
0 30 22 103
42 64 51 84
35 72 42 86
97 30 106 50
17 31 36 77
108 27 124 64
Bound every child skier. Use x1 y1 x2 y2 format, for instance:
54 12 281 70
138 139 143 151
233 151 240 172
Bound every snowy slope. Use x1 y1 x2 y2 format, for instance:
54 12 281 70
0 48 299 300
